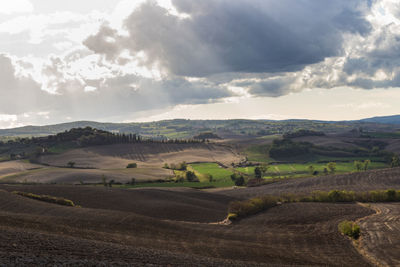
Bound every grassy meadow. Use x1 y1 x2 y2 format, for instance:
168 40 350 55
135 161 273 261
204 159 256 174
236 161 388 178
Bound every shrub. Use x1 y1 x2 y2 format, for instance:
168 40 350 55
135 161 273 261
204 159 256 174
126 163 137 168
227 213 238 221
13 191 75 207
169 162 187 171
67 161 75 168
326 162 336 174
185 171 199 182
231 173 245 186
228 195 278 219
338 220 360 239
234 175 245 186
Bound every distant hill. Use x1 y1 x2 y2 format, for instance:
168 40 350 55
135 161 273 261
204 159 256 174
0 118 399 138
359 115 400 125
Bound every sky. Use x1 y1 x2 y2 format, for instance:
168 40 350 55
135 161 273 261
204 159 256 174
1 0 400 128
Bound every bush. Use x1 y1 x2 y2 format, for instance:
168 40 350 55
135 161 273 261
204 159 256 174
169 161 187 171
13 191 75 207
231 173 245 186
67 161 75 168
234 175 245 186
228 195 278 219
185 171 199 182
338 220 360 239
126 163 137 168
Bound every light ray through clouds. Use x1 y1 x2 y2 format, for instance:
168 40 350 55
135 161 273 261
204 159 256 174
0 0 400 128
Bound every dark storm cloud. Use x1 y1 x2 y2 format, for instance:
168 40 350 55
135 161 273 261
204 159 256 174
85 0 371 77
0 54 51 114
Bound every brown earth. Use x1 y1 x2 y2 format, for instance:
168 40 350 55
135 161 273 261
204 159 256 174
220 167 400 199
0 160 43 178
39 143 242 169
0 185 234 222
0 188 373 266
356 203 400 266
293 135 400 155
292 135 361 150
0 166 173 184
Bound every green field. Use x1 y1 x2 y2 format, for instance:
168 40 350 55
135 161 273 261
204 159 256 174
236 161 388 178
189 163 234 183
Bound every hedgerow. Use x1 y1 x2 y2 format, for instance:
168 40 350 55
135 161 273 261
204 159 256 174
12 191 75 207
228 189 400 220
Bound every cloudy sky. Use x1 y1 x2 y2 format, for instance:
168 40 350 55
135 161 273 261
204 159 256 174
1 0 400 128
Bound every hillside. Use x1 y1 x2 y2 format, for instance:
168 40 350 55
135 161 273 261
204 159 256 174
1 118 399 138
359 114 400 124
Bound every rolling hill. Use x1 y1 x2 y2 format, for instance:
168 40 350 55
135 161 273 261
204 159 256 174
1 116 399 138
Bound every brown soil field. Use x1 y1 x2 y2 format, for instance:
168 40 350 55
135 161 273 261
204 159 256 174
0 185 234 222
221 167 400 199
385 139 400 154
293 135 400 155
0 166 173 184
357 203 400 266
39 143 242 169
0 160 43 178
0 188 373 266
292 135 361 149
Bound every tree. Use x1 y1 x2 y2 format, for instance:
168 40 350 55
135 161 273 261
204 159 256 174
67 161 75 168
308 165 315 175
231 173 245 186
206 174 214 182
323 167 329 175
354 161 363 171
130 178 136 185
234 175 245 186
391 155 400 168
326 162 336 174
254 167 262 179
363 159 371 171
259 164 269 176
185 171 198 182
126 163 137 168
101 175 107 186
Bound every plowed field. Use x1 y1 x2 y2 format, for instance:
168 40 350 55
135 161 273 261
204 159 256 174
0 187 374 266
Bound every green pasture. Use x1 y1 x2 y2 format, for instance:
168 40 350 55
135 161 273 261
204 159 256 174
189 163 234 182
236 161 388 178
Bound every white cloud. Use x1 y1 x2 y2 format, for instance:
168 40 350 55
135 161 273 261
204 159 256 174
1 0 400 128
0 0 34 15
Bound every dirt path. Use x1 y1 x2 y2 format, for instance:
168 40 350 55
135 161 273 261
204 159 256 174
355 203 400 267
